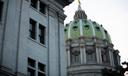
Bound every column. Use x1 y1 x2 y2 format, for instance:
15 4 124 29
109 50 114 66
83 48 86 64
97 48 102 64
80 46 84 64
96 48 100 64
67 49 70 66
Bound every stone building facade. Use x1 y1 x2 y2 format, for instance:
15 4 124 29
0 0 73 76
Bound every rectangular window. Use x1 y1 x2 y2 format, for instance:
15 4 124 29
29 19 36 39
0 1 3 21
39 24 45 44
38 62 46 76
28 68 35 76
28 58 36 76
39 1 46 14
27 58 46 76
28 58 36 68
31 0 38 9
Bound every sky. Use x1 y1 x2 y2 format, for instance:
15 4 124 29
64 0 128 63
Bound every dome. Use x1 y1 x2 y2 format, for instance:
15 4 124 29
64 5 111 43
64 19 111 43
65 1 120 76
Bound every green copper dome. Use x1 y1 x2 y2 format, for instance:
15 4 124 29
64 5 112 43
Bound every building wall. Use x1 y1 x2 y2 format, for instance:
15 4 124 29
0 0 69 76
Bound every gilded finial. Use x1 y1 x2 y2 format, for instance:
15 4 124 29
76 0 81 6
78 0 81 5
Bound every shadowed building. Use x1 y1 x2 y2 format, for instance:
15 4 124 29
64 2 120 76
0 0 73 76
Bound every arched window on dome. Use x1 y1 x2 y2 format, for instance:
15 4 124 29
64 29 67 33
73 26 78 31
70 47 81 65
101 48 110 64
86 46 96 64
96 27 100 31
84 25 89 30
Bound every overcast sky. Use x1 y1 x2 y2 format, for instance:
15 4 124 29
64 0 128 62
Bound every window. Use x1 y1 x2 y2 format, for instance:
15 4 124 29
27 58 46 76
101 48 110 64
29 18 46 45
28 68 35 76
86 49 96 64
96 27 100 31
0 1 3 21
39 24 45 44
38 62 46 76
39 2 46 14
29 19 36 39
31 0 38 9
84 25 89 30
64 29 67 32
70 47 81 65
104 30 107 34
30 0 46 14
73 26 78 31
28 58 36 76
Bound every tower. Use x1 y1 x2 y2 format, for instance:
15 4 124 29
0 0 73 76
64 1 120 76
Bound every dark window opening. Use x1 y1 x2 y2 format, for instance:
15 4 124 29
64 29 67 32
31 0 38 9
104 30 107 34
65 24 69 27
84 25 89 30
38 62 45 72
86 50 96 64
96 27 100 31
28 58 36 68
27 68 35 76
0 1 3 21
39 2 46 14
38 72 45 76
74 21 77 24
27 58 36 76
73 26 78 31
29 19 36 39
93 21 96 24
39 24 45 44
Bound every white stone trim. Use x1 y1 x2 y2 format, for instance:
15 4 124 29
96 48 100 63
99 48 102 64
67 50 70 66
109 50 113 66
80 47 85 64
83 48 86 63
79 19 83 36
100 26 106 39
109 50 114 66
88 20 95 37
68 22 72 39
